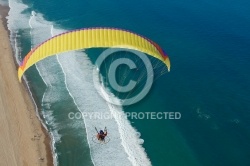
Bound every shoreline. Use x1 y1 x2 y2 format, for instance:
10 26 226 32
0 4 53 166
0 4 9 34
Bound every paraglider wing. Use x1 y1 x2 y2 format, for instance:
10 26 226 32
18 28 170 81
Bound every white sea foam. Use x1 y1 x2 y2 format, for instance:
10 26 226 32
7 0 152 165
29 12 63 166
6 2 59 165
7 0 30 63
56 50 151 166
7 0 59 164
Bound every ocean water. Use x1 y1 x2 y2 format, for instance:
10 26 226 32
3 0 250 165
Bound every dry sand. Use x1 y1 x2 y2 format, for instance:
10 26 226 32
0 6 53 166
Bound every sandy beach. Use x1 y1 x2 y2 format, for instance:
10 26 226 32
0 5 53 166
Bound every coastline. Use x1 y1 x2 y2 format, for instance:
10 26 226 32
0 5 53 166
